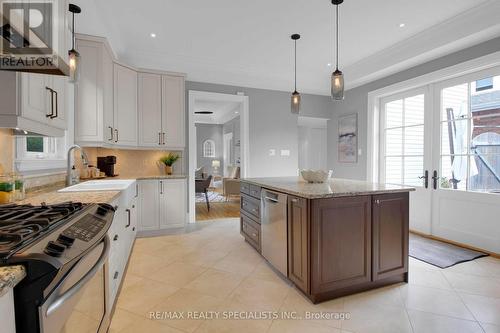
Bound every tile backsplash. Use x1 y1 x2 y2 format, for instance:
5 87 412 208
0 129 13 174
79 148 185 177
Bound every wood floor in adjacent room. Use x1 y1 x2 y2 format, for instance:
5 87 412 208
196 198 241 221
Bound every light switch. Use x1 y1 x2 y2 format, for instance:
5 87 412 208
269 149 276 156
280 149 290 156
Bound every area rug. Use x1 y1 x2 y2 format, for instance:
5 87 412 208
409 233 488 268
195 191 227 203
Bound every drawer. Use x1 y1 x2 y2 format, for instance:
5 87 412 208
248 185 261 199
241 194 260 219
241 213 261 251
240 182 250 195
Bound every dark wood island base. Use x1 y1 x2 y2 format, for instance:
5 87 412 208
240 178 412 304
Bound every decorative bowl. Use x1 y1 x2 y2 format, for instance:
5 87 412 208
300 170 333 183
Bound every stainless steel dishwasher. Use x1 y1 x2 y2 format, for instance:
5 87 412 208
261 189 288 276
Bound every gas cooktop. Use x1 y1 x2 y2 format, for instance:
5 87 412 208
0 202 86 259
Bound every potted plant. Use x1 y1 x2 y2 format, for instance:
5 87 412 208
160 153 180 175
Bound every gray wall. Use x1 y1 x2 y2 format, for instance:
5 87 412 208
222 116 240 170
195 123 223 175
328 37 500 180
187 82 332 178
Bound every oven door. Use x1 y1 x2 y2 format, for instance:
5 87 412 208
39 236 110 333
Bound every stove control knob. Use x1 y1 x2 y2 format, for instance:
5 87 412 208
44 241 66 257
57 234 75 247
96 205 109 216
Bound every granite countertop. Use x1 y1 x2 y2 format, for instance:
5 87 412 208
242 177 415 199
0 266 26 297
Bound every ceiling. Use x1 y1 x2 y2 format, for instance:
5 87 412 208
194 100 240 124
74 0 500 95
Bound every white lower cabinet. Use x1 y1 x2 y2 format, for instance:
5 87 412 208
138 179 187 233
107 194 137 307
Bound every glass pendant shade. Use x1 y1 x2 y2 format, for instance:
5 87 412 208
291 91 301 114
68 48 80 83
331 69 344 100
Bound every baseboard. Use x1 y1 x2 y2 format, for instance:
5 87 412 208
410 230 500 259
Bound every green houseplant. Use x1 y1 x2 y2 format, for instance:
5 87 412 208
160 153 180 175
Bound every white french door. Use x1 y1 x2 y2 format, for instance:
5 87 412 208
380 87 434 234
380 67 500 253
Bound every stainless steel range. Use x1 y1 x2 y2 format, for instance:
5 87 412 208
0 202 115 333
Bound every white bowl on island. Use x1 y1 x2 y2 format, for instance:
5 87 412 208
300 170 333 183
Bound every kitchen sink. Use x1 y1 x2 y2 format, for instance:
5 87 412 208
58 179 136 192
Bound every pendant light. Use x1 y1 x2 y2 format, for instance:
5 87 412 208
291 34 301 114
331 0 344 100
68 4 81 82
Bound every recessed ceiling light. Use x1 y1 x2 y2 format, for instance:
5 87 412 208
327 63 332 67
150 33 156 38
399 23 405 28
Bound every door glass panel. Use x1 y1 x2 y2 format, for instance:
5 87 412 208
404 156 424 186
385 157 402 184
441 83 468 121
439 74 500 191
383 93 425 186
441 120 469 155
386 100 403 128
405 125 424 155
385 128 403 156
404 94 425 126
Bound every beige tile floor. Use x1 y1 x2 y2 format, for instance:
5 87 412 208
109 219 500 333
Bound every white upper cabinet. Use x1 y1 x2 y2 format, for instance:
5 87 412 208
162 75 186 149
137 71 186 149
113 63 138 146
138 72 163 147
74 36 114 145
0 71 67 136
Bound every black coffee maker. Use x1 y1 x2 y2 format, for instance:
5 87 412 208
97 156 117 177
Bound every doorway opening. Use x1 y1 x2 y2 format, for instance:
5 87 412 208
188 91 249 223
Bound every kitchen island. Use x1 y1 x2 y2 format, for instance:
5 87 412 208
239 177 414 303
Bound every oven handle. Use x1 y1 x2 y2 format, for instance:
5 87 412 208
46 235 110 316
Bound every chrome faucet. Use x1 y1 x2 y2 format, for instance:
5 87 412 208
66 145 89 186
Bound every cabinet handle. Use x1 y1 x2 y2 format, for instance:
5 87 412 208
113 271 119 280
50 90 58 119
135 183 138 198
160 181 163 194
45 87 55 118
432 170 439 190
108 126 114 141
158 132 162 145
125 208 131 228
113 234 118 241
375 199 381 205
114 129 118 143
162 132 166 145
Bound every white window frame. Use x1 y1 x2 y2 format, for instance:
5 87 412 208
15 135 67 173
203 139 215 158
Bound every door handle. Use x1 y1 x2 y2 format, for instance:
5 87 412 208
432 170 439 190
418 170 429 189
49 90 58 119
114 129 118 143
125 208 131 228
46 236 109 316
108 126 114 141
45 87 55 118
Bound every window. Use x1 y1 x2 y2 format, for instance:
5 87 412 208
475 77 493 92
203 139 215 158
15 136 67 172
440 75 500 192
382 93 425 187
